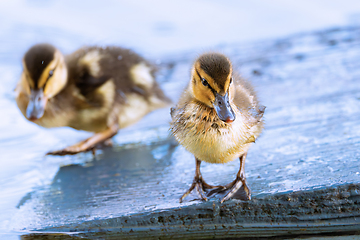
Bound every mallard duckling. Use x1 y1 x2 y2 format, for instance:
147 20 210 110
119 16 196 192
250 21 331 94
170 53 265 203
16 43 170 155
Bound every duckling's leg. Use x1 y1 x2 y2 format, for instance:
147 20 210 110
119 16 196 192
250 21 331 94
220 153 251 203
47 124 119 155
180 158 224 203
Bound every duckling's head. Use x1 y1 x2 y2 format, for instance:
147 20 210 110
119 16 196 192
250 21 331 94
22 43 68 121
190 53 235 123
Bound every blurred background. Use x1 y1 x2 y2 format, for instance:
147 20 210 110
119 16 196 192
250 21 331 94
1 0 360 238
1 0 360 59
1 0 360 93
1 0 360 112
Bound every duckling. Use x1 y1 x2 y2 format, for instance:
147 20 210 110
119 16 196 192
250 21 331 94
170 53 265 203
16 43 170 155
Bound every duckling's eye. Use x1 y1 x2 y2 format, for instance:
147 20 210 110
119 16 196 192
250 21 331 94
48 70 54 78
201 78 209 87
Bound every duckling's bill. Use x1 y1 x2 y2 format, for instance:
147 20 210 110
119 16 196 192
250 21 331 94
212 91 235 123
26 88 47 120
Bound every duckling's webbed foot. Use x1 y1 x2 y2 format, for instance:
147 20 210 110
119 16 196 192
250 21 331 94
47 124 119 156
221 153 251 203
180 158 225 203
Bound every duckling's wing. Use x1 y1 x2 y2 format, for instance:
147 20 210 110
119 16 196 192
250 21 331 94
69 46 169 109
257 105 266 120
170 107 175 118
76 72 110 97
233 75 265 122
170 107 181 121
65 47 114 105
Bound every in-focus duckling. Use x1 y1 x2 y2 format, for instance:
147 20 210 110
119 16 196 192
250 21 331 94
170 53 265 203
16 43 170 155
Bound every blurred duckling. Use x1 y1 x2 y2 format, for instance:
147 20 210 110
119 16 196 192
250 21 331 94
170 53 265 203
16 43 170 155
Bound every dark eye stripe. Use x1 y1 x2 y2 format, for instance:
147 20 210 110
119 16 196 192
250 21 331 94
196 69 210 87
195 69 216 95
195 69 202 81
42 68 55 89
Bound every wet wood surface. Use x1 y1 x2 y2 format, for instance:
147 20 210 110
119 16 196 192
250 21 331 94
13 26 360 239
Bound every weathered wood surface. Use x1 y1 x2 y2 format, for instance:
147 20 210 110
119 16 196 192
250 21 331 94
14 26 360 239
